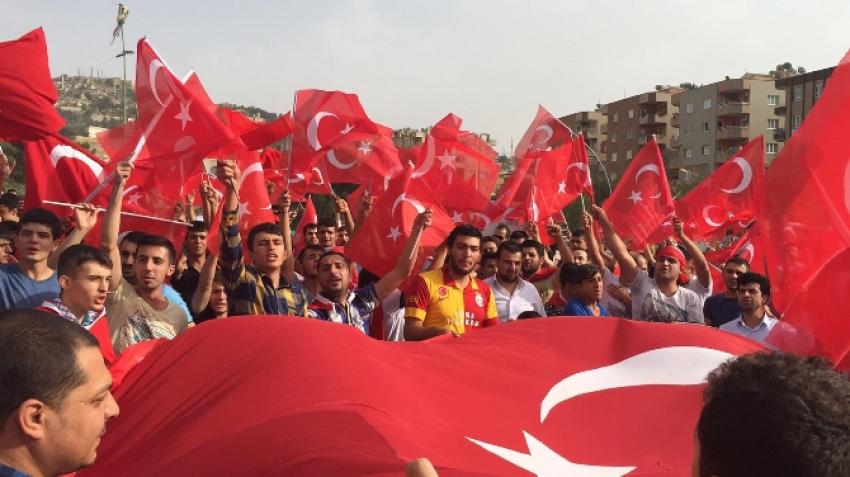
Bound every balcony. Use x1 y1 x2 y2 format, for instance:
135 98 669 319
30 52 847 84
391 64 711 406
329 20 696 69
639 92 661 105
600 123 608 135
773 128 786 142
670 135 680 148
716 126 749 141
671 112 680 128
638 135 647 145
718 78 747 93
717 102 750 116
774 105 786 115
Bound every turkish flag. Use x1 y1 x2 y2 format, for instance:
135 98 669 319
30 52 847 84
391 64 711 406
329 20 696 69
703 225 765 274
408 114 500 212
675 136 764 241
80 317 764 476
0 28 65 141
602 137 675 249
23 134 106 212
515 105 573 160
292 195 318 254
218 108 294 151
346 167 454 277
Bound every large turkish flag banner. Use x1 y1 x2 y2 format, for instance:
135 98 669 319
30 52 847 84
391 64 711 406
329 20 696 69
81 318 763 477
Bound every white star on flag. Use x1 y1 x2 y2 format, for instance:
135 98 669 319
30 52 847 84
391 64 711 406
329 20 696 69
557 181 566 194
357 141 372 156
237 201 251 217
451 211 464 223
125 192 142 207
340 123 354 135
174 99 193 131
628 190 642 204
437 150 456 169
387 226 401 242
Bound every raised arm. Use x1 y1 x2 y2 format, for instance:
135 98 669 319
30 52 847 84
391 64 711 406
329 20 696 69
191 253 219 315
199 179 220 229
216 160 244 289
674 218 711 288
351 192 373 238
592 205 638 286
581 212 606 271
335 197 356 238
48 203 98 270
101 162 132 292
528 221 555 269
546 221 574 265
278 190 296 283
375 210 431 300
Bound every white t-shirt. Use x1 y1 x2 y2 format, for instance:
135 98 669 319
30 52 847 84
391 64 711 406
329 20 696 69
484 276 546 322
600 268 629 318
684 275 712 304
382 289 406 342
626 269 704 324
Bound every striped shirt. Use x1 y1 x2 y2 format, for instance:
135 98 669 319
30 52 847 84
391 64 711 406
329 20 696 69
220 210 307 316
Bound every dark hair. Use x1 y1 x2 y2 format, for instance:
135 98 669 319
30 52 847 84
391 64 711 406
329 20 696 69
571 228 588 239
517 310 541 320
497 241 522 258
135 234 176 264
447 224 482 248
481 251 499 264
725 256 750 270
187 221 209 235
568 264 601 285
318 251 350 269
57 244 113 278
0 221 17 241
0 309 99 421
521 239 544 258
697 352 850 477
297 244 326 263
303 223 318 233
737 272 770 298
247 222 283 253
559 262 580 287
120 230 147 247
509 230 529 241
316 218 337 229
19 208 63 240
0 192 18 210
481 236 498 246
494 223 509 233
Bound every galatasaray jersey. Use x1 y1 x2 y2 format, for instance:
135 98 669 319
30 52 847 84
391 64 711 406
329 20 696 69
405 268 498 335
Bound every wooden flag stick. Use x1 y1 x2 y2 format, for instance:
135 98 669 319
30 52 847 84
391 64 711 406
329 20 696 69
43 201 191 227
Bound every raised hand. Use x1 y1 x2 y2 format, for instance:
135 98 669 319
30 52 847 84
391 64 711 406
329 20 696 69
74 203 98 232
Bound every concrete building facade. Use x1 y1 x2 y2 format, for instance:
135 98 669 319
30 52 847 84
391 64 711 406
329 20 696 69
774 66 835 143
559 110 606 154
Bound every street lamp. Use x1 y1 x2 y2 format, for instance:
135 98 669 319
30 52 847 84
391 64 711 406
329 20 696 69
111 4 131 124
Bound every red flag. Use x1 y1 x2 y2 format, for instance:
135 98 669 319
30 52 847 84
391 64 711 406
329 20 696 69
23 134 106 212
675 136 764 240
703 226 764 274
82 318 764 476
218 108 294 151
409 114 500 212
515 105 573 160
0 28 65 141
602 137 675 249
346 167 455 276
292 195 318 254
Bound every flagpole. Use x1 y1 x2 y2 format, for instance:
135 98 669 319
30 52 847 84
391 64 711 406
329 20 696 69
43 200 191 226
584 142 612 199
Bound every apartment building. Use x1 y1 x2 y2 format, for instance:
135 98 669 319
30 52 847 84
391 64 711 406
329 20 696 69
601 86 682 180
774 66 835 142
671 74 785 180
559 109 606 155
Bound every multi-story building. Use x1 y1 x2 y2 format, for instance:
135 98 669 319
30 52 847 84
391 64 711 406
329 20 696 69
601 86 683 180
671 74 785 180
559 109 606 155
774 66 834 143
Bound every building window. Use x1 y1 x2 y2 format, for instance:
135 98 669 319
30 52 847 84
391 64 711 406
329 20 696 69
611 133 617 143
767 118 779 130
703 98 712 110
611 152 617 162
793 115 802 129
702 145 710 156
766 143 778 154
613 112 619 122
626 129 633 140
815 81 824 99
703 122 710 133
685 124 692 136
767 94 779 106
685 148 692 159
793 85 803 102
628 109 634 119
685 103 693 114
626 149 633 160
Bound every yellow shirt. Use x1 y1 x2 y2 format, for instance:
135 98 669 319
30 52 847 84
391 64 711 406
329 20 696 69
405 269 498 335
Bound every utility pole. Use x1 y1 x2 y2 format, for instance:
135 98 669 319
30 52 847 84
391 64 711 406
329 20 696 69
111 4 131 124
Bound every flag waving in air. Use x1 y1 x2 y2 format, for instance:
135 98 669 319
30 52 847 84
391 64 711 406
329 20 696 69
515 105 573 160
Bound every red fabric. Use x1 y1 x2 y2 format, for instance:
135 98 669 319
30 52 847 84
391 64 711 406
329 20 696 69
218 108 294 151
23 134 107 212
602 137 675 248
514 105 573 160
96 120 143 162
345 167 455 277
703 226 764 274
408 113 500 212
292 195 318 253
674 136 764 241
36 307 115 365
79 317 764 476
0 28 65 141
572 134 596 203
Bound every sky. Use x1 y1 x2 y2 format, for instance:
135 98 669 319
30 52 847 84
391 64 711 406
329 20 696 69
4 0 850 154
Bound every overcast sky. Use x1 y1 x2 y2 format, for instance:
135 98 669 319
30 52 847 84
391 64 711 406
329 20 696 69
5 0 850 154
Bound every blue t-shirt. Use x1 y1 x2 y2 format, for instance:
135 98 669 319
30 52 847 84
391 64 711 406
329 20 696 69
703 293 740 328
0 263 60 311
0 464 30 477
563 297 609 317
163 284 193 323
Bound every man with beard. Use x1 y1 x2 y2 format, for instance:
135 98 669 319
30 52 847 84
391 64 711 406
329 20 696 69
405 224 498 340
594 206 703 323
520 239 559 303
217 160 307 316
296 245 325 303
307 211 431 335
719 272 777 344
703 257 748 327
172 221 209 316
484 241 545 322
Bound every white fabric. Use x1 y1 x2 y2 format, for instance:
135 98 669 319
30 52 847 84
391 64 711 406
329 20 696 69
720 314 778 344
684 275 713 304
485 276 546 322
600 268 629 318
626 268 704 323
382 289 406 342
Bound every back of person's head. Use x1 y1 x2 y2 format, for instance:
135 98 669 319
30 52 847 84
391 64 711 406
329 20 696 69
135 234 176 264
697 352 850 477
568 263 600 285
737 272 770 298
0 191 18 211
447 224 482 247
57 244 113 278
0 309 99 422
247 222 283 252
521 239 544 258
19 207 63 240
516 310 541 320
559 262 580 286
